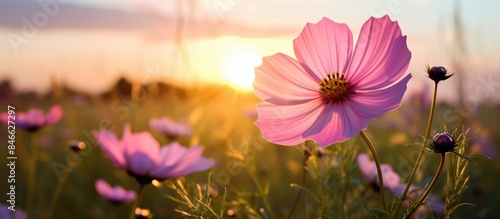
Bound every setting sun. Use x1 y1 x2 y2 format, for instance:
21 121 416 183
221 44 263 90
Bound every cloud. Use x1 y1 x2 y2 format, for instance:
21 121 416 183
0 0 295 41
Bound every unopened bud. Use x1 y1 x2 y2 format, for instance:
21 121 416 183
432 132 456 153
426 65 453 84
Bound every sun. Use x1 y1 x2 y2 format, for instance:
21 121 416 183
221 44 263 91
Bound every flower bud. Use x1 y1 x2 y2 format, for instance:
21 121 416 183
426 65 453 83
432 132 456 153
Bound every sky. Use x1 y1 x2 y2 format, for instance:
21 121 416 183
1 0 499 102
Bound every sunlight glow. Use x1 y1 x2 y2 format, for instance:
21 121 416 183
221 44 264 91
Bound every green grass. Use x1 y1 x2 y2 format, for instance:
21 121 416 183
1 85 498 218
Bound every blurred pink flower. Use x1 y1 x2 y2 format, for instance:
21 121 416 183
357 153 401 190
95 179 136 204
392 184 445 217
424 194 445 214
0 105 62 132
0 204 26 219
469 133 497 159
358 153 444 215
253 15 411 146
94 124 214 185
149 117 192 139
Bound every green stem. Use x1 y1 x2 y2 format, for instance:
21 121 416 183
394 82 438 218
287 146 309 219
248 165 273 219
129 185 145 219
44 152 78 219
405 154 446 218
26 132 38 219
359 130 388 218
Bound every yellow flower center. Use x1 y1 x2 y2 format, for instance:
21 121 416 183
319 72 349 102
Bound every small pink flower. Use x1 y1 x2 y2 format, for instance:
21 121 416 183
94 124 214 185
0 105 62 132
253 15 411 146
95 179 136 204
358 154 444 215
357 153 401 190
150 117 192 139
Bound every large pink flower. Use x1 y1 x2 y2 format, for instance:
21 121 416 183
94 124 215 185
95 179 136 204
253 15 411 146
0 105 62 132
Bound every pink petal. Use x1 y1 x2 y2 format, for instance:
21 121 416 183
150 117 192 137
112 186 135 202
253 53 319 105
95 179 136 202
95 179 112 195
149 143 187 179
357 153 376 180
347 15 411 90
303 102 369 146
94 130 126 168
347 74 411 118
122 123 133 141
151 145 213 179
45 105 63 125
255 99 325 146
124 129 160 176
380 164 394 172
293 17 353 79
125 191 136 201
157 142 188 167
168 158 215 178
381 164 401 188
21 109 45 127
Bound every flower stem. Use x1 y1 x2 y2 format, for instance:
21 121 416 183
129 185 145 219
26 132 38 219
44 152 78 219
394 82 438 218
359 130 388 218
287 146 309 219
405 153 446 218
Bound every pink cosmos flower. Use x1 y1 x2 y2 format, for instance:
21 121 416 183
94 124 214 185
0 105 62 132
253 15 411 146
357 153 401 190
95 179 136 204
149 117 192 139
